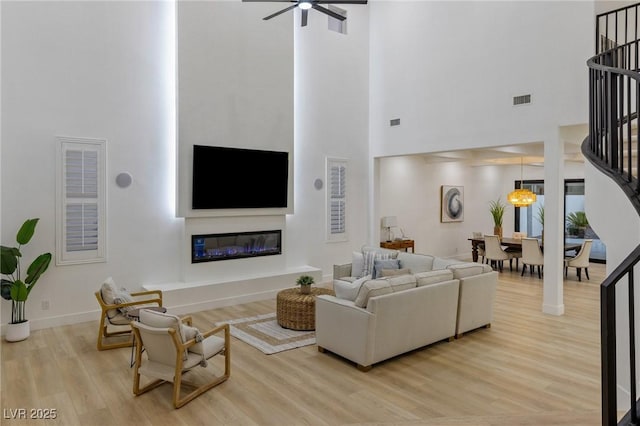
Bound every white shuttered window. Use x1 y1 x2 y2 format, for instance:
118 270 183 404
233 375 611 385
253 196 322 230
56 137 106 265
326 158 347 242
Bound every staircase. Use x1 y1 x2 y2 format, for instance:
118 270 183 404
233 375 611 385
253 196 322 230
585 3 640 425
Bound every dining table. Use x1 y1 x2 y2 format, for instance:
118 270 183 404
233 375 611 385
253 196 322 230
468 237 582 263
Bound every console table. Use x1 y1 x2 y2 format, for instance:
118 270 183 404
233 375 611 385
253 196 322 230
380 239 415 252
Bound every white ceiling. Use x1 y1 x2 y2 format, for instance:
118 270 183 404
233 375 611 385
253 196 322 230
417 124 588 167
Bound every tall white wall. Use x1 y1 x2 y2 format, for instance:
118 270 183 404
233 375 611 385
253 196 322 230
1 1 182 328
175 1 298 287
369 1 594 158
290 5 371 275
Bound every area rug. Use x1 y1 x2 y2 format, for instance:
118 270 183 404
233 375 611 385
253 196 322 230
216 313 316 355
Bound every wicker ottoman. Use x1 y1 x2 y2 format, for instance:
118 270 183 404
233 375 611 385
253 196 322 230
276 287 334 331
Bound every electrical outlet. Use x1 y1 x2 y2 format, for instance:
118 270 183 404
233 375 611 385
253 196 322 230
41 300 50 310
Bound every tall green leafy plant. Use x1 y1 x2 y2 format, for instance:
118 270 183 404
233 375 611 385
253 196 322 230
489 198 505 227
536 206 544 226
1 219 52 324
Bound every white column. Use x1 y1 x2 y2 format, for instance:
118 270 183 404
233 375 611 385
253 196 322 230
542 131 565 315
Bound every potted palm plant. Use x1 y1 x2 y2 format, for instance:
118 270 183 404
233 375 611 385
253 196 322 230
566 211 588 238
1 218 52 342
489 198 505 239
296 275 315 295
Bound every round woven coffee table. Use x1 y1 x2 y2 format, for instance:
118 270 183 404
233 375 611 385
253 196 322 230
276 287 334 331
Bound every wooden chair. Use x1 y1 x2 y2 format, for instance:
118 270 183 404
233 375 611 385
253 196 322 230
130 309 230 409
521 237 544 278
95 278 163 351
565 239 593 282
472 232 486 263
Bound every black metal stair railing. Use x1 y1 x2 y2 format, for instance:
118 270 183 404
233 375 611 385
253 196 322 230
585 3 640 425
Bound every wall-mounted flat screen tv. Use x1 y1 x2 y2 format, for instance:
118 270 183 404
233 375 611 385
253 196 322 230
192 145 289 209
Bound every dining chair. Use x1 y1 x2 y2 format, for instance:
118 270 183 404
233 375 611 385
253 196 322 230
521 237 544 278
472 232 486 263
564 239 593 281
484 235 519 272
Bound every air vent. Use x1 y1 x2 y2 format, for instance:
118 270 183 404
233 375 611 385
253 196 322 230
513 94 532 106
390 118 401 126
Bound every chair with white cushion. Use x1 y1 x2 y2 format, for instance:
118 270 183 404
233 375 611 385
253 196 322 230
484 235 519 272
521 238 544 278
95 277 163 351
130 309 230 408
564 239 593 282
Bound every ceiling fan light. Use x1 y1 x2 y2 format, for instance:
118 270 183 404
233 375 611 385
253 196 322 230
299 1 312 10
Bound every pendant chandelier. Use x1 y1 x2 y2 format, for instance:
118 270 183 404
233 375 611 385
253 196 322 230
507 158 537 207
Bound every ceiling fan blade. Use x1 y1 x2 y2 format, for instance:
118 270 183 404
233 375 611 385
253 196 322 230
314 0 368 4
301 9 308 27
263 4 298 20
312 4 346 21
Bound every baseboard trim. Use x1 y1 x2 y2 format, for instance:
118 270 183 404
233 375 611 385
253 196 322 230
1 285 333 335
542 303 565 316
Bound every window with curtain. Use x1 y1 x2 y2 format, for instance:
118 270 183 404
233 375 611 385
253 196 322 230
56 137 106 265
326 157 347 242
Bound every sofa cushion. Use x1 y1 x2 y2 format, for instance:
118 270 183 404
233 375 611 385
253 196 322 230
100 277 134 318
139 309 200 360
433 257 464 270
354 279 391 308
334 275 371 302
362 250 396 277
354 274 417 308
373 258 400 278
351 251 365 278
384 274 417 291
380 268 410 277
414 269 454 286
398 252 434 273
446 262 493 279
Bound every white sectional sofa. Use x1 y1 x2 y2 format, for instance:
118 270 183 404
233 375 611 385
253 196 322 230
315 246 498 371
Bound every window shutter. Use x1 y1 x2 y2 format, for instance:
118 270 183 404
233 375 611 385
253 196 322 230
326 158 347 241
56 137 106 264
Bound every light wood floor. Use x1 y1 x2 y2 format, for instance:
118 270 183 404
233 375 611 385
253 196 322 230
1 263 605 425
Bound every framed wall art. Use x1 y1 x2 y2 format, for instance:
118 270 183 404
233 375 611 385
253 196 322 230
441 185 464 223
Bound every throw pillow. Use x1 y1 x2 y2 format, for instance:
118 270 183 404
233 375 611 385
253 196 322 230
100 277 121 319
373 258 400 279
380 268 411 277
113 289 135 314
351 251 365 278
334 275 371 302
362 250 394 277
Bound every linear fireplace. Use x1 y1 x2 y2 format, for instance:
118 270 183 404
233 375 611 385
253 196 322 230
191 230 282 263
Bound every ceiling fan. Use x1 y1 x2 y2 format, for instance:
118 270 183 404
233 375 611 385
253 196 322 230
243 0 368 27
